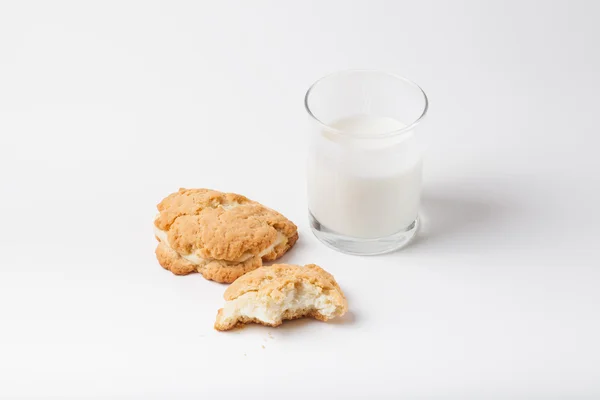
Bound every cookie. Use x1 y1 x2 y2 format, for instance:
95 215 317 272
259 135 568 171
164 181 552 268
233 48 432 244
214 264 348 330
154 188 298 283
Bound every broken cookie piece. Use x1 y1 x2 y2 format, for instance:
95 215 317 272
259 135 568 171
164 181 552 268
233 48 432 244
153 188 298 283
214 264 348 330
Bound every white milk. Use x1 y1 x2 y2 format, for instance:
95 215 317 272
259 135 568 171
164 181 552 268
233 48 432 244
308 115 423 239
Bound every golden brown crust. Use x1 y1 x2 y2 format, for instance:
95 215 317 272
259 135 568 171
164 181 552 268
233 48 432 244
155 189 250 231
200 256 262 284
223 263 345 302
155 242 197 275
167 205 279 260
154 188 298 283
155 243 263 283
214 264 348 331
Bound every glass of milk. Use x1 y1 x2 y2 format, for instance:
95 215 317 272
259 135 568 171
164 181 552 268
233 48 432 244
305 70 429 255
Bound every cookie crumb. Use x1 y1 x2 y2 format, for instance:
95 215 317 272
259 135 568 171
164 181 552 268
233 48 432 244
261 345 265 349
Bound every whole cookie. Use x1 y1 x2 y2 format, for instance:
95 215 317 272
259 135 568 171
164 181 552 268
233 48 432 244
153 188 298 283
214 263 348 330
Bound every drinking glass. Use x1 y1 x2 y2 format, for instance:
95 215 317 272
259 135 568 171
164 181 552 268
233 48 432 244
305 70 429 255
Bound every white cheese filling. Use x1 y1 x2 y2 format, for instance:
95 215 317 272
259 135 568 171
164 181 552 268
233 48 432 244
220 282 338 325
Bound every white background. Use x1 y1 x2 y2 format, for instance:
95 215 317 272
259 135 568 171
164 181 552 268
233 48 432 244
1 1 599 398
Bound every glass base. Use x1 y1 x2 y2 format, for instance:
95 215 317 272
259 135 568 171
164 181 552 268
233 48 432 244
309 212 419 256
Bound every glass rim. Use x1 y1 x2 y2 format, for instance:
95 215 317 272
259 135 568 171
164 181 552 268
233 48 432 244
304 69 429 138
